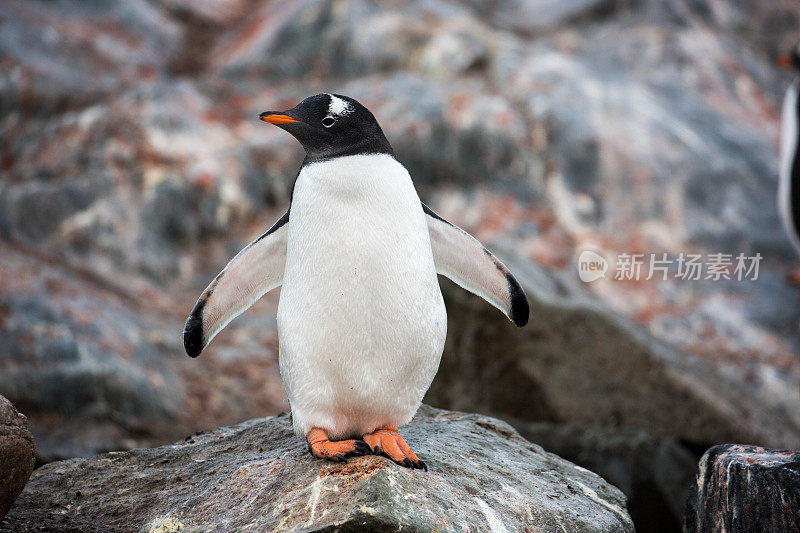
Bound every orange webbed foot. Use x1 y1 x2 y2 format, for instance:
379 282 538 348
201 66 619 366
362 426 427 470
306 428 371 462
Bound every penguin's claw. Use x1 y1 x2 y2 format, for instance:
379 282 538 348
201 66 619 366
306 428 365 462
353 440 372 455
362 426 426 470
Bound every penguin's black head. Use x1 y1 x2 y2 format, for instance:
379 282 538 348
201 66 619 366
259 94 394 161
777 42 800 71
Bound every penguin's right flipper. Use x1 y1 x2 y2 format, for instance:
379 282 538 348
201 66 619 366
423 203 529 327
183 209 289 358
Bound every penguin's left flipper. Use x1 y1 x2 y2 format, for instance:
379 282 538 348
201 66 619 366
423 203 529 327
183 209 289 358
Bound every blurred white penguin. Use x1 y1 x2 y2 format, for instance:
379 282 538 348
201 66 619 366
778 43 800 284
182 94 529 469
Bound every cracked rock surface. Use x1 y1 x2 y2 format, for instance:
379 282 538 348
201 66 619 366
1 405 633 532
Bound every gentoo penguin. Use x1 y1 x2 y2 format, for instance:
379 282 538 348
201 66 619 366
778 44 800 273
183 94 529 469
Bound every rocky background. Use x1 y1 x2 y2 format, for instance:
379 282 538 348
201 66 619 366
1 1 799 531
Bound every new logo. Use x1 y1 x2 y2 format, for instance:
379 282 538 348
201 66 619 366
577 250 608 283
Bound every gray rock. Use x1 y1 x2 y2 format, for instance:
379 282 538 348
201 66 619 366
0 246 185 463
426 263 800 449
0 80 291 283
517 421 696 533
467 0 619 35
0 396 34 520
0 0 179 114
1 405 634 532
683 444 800 533
213 0 475 79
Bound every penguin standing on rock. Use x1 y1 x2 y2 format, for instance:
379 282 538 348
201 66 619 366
778 44 800 284
183 94 529 469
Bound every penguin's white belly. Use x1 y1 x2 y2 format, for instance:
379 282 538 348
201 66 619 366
277 154 447 439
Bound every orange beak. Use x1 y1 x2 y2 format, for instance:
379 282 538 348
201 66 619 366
776 54 793 70
259 113 299 125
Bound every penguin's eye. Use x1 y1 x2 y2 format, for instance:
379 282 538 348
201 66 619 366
321 116 336 128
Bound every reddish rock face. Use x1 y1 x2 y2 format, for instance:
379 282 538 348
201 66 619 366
0 395 35 519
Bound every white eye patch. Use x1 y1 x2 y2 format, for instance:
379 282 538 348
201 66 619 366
327 94 352 117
